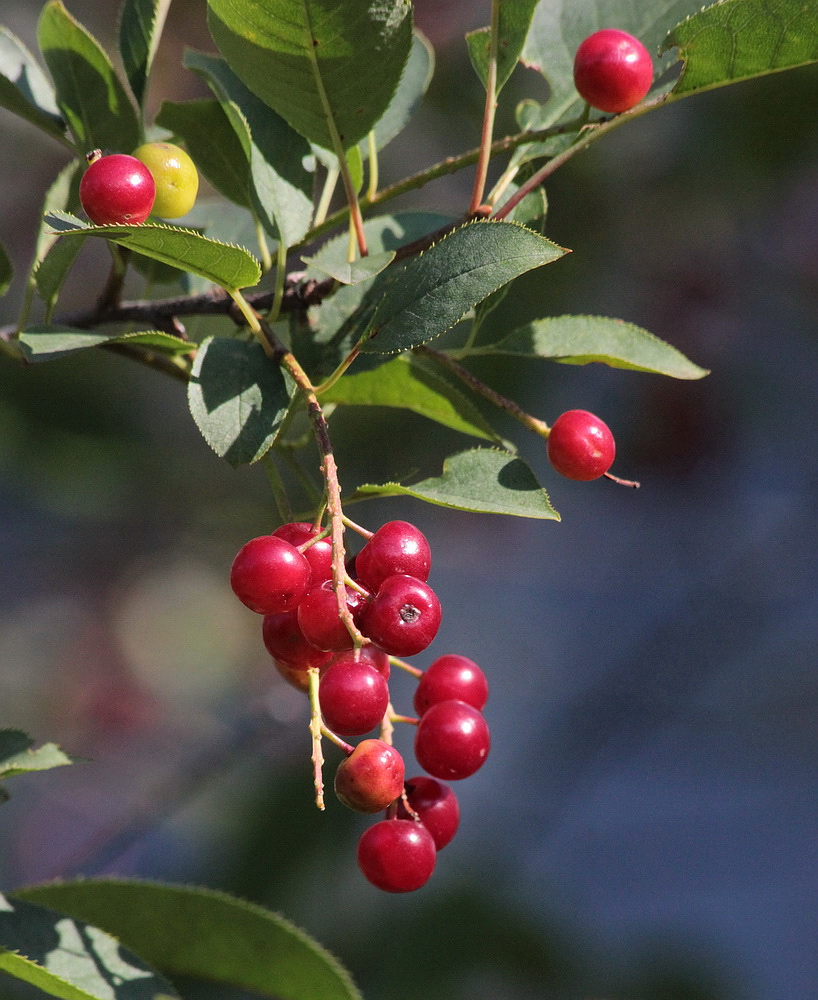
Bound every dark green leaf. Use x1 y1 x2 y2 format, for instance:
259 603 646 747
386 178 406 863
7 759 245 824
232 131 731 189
156 99 252 208
359 220 567 354
0 241 11 297
34 237 85 316
38 1 140 153
477 314 709 379
19 325 191 362
118 0 172 108
188 336 296 465
31 161 82 274
0 892 178 1000
0 27 67 144
663 0 818 97
185 50 313 245
18 880 363 1000
0 730 76 781
352 447 559 519
466 0 540 94
45 212 261 291
322 353 502 441
206 0 413 150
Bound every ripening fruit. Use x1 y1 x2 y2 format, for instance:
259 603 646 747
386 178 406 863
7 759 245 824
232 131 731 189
132 141 199 218
573 29 653 114
79 152 155 225
546 409 616 481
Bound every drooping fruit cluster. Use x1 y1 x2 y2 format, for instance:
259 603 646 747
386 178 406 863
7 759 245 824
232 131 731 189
546 408 616 481
573 28 653 114
230 518 490 892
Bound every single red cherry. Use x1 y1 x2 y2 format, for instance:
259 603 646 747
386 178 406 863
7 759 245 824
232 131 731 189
319 657 390 736
573 29 653 114
262 610 333 670
357 574 441 657
357 818 436 892
334 739 405 813
79 152 156 225
414 654 488 716
355 520 431 591
414 699 490 780
273 522 333 583
230 535 311 615
546 409 616 481
397 776 460 849
297 579 366 651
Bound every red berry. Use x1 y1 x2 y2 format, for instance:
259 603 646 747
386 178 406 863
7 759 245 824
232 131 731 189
230 535 311 615
355 520 431 591
357 574 441 657
357 818 436 892
79 153 156 225
546 409 615 481
334 739 405 813
273 658 312 692
319 656 390 736
414 699 490 780
262 610 333 670
297 579 365 651
573 29 653 114
414 654 488 716
328 644 390 681
273 522 333 583
397 776 460 849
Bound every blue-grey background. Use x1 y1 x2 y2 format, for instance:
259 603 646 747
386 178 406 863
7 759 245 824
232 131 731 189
1 2 817 999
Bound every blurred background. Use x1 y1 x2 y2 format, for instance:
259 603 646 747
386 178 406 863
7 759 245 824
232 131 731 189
1 2 818 999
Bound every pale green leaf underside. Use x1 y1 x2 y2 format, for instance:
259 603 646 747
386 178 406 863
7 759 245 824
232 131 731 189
17 880 363 1000
19 326 191 363
0 27 66 142
0 729 76 781
466 0 539 94
118 0 172 108
302 249 395 285
0 893 178 1000
45 212 261 291
477 315 709 379
353 448 560 519
663 0 818 96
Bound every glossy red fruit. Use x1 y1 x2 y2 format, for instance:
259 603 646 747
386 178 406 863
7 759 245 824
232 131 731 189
546 409 616 481
357 574 441 657
297 579 365 651
357 818 436 892
79 152 156 225
414 654 488 716
355 520 431 591
397 776 460 849
262 610 333 670
573 29 653 114
319 657 390 736
327 644 390 681
335 739 405 813
273 522 333 583
230 535 311 615
414 699 490 780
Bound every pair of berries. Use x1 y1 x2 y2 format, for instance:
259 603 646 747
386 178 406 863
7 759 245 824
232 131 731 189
79 142 199 225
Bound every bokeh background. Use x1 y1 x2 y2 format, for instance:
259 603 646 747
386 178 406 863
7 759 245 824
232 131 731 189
2 2 818 999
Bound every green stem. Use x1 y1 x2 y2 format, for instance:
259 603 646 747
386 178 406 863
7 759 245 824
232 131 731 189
468 0 500 214
308 667 325 809
366 130 379 202
267 241 288 325
255 218 273 273
313 164 339 228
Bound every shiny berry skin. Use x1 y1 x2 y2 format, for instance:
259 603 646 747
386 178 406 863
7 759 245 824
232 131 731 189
414 654 488 716
355 521 431 591
573 29 653 114
357 574 441 657
230 535 311 615
132 141 199 218
357 819 436 892
414 699 490 780
262 610 333 670
297 580 365 651
319 657 390 736
327 644 390 681
334 739 405 813
79 153 156 225
546 409 616 481
397 776 460 849
273 522 333 583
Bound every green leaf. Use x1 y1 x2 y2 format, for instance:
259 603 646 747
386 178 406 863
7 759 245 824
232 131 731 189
359 220 567 354
0 730 76 782
352 447 559 519
301 249 395 285
323 353 502 441
19 325 191 363
185 50 313 245
34 237 85 316
0 241 11 297
38 1 140 153
662 0 818 97
188 336 296 465
155 99 252 208
118 0 172 108
466 0 540 94
18 880 363 1000
0 27 67 144
206 0 413 150
478 314 709 379
0 892 178 1000
45 212 261 291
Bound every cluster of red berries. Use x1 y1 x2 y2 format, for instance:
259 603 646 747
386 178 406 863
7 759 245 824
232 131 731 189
230 519 490 892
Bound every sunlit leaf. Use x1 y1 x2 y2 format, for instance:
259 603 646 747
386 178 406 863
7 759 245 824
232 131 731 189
118 0 172 108
0 27 67 143
466 0 539 94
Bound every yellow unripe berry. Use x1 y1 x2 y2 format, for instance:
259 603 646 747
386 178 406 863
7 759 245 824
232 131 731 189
132 141 199 219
